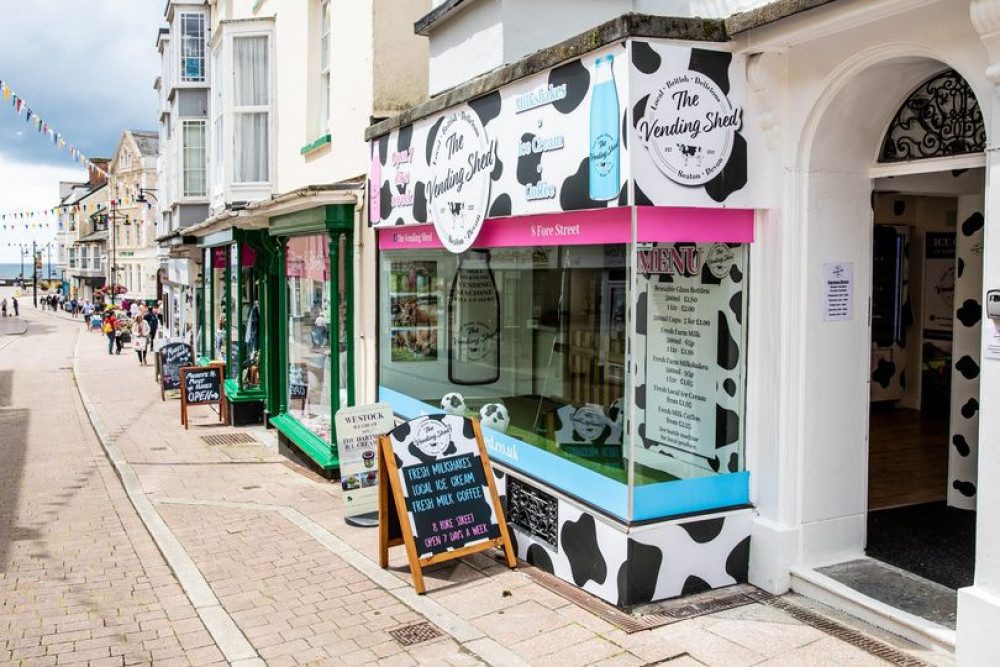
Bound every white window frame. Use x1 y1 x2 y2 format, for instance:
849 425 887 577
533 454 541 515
179 12 207 84
232 33 271 184
181 119 208 198
317 0 331 137
209 20 275 209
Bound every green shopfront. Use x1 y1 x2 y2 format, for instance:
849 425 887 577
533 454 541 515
267 205 355 475
368 35 757 607
197 229 277 426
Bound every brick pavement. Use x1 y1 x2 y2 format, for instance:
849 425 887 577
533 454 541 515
7 301 956 666
0 306 222 666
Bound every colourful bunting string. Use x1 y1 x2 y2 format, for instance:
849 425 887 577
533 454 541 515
0 77 109 179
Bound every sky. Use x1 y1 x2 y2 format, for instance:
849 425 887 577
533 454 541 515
0 0 163 263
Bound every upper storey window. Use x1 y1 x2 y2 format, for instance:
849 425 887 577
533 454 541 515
180 13 206 83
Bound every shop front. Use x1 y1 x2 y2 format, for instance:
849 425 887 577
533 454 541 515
268 205 356 475
196 229 272 425
368 37 758 606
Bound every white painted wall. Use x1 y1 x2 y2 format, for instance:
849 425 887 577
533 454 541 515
732 0 993 590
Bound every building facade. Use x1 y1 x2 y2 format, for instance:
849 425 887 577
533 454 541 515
66 163 110 303
367 0 1000 662
108 130 160 305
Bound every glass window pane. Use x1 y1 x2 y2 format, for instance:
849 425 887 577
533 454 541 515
229 245 240 380
286 235 332 442
234 36 269 106
211 246 228 363
235 112 268 182
182 121 206 197
180 14 205 82
379 245 637 496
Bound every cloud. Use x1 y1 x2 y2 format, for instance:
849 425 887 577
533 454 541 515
0 0 163 262
0 0 163 166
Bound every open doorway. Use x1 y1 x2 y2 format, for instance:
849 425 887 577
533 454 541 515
863 169 983 599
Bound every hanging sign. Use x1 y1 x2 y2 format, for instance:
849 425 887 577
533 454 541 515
179 364 226 429
158 342 194 400
378 414 515 593
335 403 394 526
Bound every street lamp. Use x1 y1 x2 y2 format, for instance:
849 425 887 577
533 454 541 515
106 199 131 307
134 187 158 204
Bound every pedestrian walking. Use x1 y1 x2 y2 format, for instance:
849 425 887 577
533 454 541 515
145 306 159 351
12 296 18 317
1 298 7 317
129 301 139 318
102 312 116 355
132 315 150 365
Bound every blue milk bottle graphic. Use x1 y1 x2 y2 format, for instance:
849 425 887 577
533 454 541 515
589 55 620 201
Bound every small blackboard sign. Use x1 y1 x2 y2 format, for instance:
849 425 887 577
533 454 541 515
378 414 515 593
179 365 226 429
288 363 308 400
159 343 194 400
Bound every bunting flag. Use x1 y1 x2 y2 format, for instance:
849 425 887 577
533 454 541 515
0 77 109 179
0 195 145 224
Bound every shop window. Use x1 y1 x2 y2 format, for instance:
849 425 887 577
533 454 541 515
285 235 332 442
379 245 638 502
230 243 261 388
211 246 228 363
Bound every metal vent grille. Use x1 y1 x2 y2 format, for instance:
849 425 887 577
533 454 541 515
746 591 932 667
388 622 444 646
200 432 257 446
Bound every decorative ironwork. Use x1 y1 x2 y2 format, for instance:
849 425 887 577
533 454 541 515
879 69 985 163
506 477 559 549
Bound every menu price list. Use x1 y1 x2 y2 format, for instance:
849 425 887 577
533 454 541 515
646 281 717 459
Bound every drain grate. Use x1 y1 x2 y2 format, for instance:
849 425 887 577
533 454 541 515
745 591 932 667
150 447 167 451
200 432 257 446
388 622 444 646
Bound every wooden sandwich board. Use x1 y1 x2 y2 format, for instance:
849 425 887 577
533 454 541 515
158 342 194 400
378 414 515 594
179 364 226 429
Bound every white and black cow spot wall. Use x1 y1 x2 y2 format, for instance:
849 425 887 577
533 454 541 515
632 242 748 478
948 197 984 510
500 471 751 608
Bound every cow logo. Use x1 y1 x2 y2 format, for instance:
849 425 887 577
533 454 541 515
428 109 494 253
706 243 734 279
636 71 742 186
412 419 453 458
571 405 608 441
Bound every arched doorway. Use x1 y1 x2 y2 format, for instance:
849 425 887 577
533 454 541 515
795 56 985 631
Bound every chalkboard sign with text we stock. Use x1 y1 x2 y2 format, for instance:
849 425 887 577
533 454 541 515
179 365 226 429
158 342 194 400
378 414 515 594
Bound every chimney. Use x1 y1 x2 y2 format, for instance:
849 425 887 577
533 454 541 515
89 158 110 187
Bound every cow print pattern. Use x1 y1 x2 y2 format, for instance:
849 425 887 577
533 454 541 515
630 42 749 206
632 243 747 478
501 470 751 607
870 227 910 402
948 204 983 510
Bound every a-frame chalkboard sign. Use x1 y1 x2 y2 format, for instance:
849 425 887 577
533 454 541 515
378 414 516 593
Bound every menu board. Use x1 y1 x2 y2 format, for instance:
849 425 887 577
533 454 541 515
377 414 515 593
179 365 226 429
159 342 194 400
635 243 746 473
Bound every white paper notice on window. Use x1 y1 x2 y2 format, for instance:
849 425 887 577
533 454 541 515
985 318 1000 361
823 262 853 321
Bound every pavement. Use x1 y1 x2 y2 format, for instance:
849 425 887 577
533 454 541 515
0 288 957 666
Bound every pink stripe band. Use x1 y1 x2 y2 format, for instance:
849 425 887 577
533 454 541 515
378 207 754 249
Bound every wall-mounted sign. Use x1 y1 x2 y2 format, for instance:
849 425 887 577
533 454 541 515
335 403 394 525
377 414 516 593
368 39 749 245
429 110 494 253
823 262 854 322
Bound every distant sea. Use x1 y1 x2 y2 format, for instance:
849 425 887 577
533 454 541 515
0 262 60 280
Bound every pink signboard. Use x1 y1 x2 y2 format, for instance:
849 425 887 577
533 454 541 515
379 207 753 249
636 207 754 243
379 208 631 250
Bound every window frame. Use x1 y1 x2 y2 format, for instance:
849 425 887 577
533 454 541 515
181 119 208 198
317 0 331 137
178 12 207 84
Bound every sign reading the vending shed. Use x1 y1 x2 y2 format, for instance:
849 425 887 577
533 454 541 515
378 414 515 593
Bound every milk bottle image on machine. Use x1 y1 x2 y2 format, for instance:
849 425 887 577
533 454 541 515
589 54 620 201
448 249 500 385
